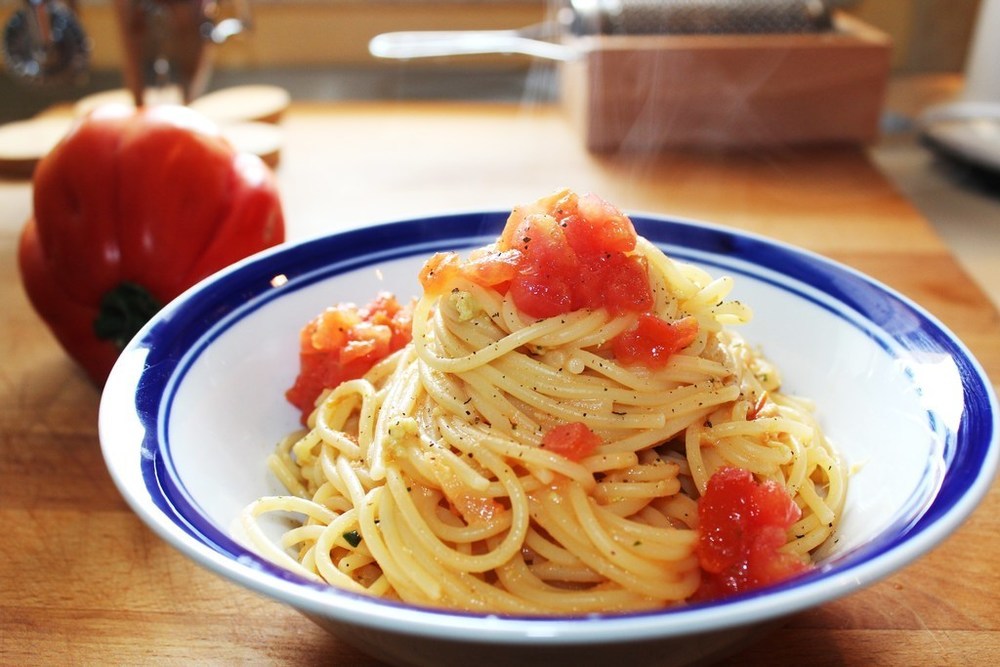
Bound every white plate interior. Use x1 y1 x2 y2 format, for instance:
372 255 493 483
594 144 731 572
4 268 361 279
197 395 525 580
164 248 949 567
99 213 996 647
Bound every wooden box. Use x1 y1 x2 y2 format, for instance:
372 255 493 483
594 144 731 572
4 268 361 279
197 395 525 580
560 13 892 151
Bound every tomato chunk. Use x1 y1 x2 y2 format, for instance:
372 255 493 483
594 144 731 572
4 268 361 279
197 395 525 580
541 422 602 461
416 190 656 337
451 492 505 526
695 467 809 601
595 253 654 315
558 192 637 258
419 252 463 296
286 293 413 422
612 314 699 368
506 214 579 318
497 191 651 319
463 246 522 288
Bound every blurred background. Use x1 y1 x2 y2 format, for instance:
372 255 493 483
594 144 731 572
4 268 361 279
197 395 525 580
1 0 997 305
0 0 987 119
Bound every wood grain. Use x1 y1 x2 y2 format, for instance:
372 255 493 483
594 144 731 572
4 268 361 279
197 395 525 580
561 13 892 150
1 100 996 666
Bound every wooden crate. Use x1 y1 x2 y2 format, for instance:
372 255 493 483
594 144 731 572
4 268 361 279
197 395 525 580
560 13 892 151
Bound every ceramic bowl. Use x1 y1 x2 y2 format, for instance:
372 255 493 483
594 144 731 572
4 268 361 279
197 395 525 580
99 212 998 667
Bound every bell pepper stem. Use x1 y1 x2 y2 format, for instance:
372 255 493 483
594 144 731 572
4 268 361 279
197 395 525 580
93 282 163 349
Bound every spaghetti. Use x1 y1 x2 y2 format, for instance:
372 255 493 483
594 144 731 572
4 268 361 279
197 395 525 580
241 190 845 614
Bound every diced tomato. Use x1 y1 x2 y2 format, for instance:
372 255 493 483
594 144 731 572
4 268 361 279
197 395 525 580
492 192 652 319
419 252 462 296
557 192 637 259
747 392 769 420
509 272 575 319
541 422 602 461
694 467 809 601
462 246 523 288
505 214 580 319
285 293 413 422
419 190 655 323
612 314 699 368
436 467 506 525
597 253 654 314
497 190 567 251
307 304 359 351
451 493 504 525
339 321 392 364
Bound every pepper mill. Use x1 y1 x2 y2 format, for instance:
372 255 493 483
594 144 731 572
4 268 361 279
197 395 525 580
113 0 252 106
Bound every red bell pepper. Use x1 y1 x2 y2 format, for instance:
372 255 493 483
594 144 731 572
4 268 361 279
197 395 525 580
18 103 285 385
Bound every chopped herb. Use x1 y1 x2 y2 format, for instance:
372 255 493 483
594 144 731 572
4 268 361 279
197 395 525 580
342 530 362 548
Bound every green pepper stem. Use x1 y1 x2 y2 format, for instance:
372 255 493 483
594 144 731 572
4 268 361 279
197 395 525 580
93 282 163 349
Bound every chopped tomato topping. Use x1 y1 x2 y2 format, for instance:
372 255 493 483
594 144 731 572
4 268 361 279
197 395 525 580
416 191 708 371
502 192 651 318
419 247 524 297
560 192 637 258
506 213 578 318
541 422 602 461
437 466 506 525
285 293 413 422
418 252 463 296
596 253 654 314
498 189 568 251
747 392 769 420
419 191 653 321
451 492 505 525
612 314 699 368
694 467 809 601
501 192 651 318
463 246 522 288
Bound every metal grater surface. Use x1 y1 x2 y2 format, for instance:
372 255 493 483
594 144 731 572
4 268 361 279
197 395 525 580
571 0 835 36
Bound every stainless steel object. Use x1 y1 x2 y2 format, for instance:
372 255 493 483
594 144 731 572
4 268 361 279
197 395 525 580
370 21 575 62
370 0 852 61
2 0 89 85
569 0 837 35
114 0 253 106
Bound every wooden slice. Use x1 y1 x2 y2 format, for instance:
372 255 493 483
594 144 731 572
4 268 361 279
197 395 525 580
221 121 283 168
0 84 287 179
72 86 184 116
189 85 291 125
72 85 290 126
0 116 74 178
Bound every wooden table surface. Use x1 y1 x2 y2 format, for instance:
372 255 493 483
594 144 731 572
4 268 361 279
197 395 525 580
1 101 997 665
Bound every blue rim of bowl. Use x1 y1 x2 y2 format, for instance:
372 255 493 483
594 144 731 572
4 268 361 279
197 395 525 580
101 211 999 643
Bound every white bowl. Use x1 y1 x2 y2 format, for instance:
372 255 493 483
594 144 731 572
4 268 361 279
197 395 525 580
99 212 999 667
